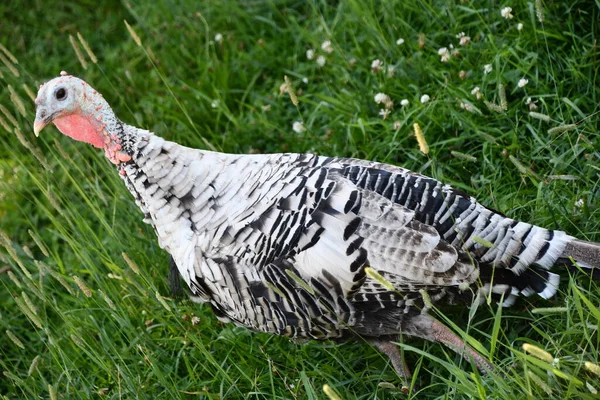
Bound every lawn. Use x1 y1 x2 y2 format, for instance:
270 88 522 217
1 0 599 398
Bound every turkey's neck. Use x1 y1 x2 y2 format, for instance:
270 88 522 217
91 116 134 165
53 87 135 165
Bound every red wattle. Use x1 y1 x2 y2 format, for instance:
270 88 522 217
53 114 105 149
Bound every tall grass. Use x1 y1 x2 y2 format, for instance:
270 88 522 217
1 0 599 398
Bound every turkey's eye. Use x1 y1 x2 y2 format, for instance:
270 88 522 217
55 88 67 101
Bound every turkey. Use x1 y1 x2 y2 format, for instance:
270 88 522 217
33 74 599 380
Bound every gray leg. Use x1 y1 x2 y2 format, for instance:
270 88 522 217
371 339 412 379
431 319 494 372
405 314 494 373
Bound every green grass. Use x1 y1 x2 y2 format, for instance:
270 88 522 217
1 0 599 398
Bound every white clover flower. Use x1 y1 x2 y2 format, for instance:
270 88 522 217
484 64 493 74
438 47 451 62
420 94 431 104
460 102 474 112
371 59 383 72
379 109 391 119
374 93 393 110
316 55 326 67
393 120 401 129
302 77 308 84
518 78 529 88
471 86 483 100
387 65 396 77
501 7 514 19
211 99 220 108
456 32 471 46
517 22 524 30
575 198 585 209
214 33 223 43
321 40 333 54
374 93 389 104
292 121 305 133
396 38 405 45
306 49 315 60
400 99 409 107
525 97 538 110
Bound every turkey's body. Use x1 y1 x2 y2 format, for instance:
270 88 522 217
33 75 599 380
120 126 570 341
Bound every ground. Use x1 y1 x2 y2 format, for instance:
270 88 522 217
0 1 599 398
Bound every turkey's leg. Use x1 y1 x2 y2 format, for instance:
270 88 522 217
405 314 494 373
168 256 185 298
371 339 412 379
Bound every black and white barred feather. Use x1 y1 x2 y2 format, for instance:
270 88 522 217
115 127 598 341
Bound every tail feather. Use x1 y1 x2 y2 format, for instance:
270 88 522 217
561 239 600 269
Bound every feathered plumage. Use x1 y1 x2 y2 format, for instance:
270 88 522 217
33 74 599 380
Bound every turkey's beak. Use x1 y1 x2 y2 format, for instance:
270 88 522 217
33 120 46 137
33 107 51 137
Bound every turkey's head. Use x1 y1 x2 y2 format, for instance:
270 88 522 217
33 73 115 149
